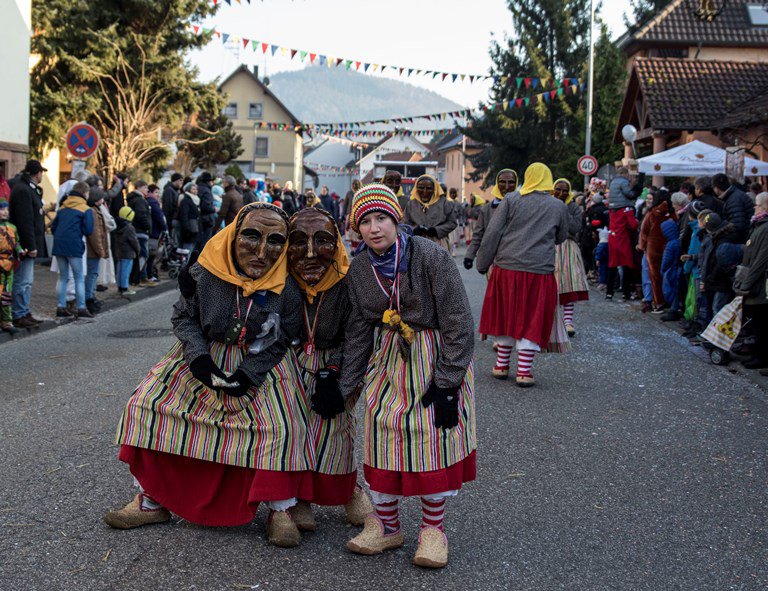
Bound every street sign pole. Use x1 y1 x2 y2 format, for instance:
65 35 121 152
584 0 596 189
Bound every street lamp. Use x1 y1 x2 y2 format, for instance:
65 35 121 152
684 0 728 22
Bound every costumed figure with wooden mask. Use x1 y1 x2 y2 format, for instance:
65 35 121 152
402 175 458 251
284 207 373 533
106 203 316 548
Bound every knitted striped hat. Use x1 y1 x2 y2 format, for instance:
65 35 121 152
350 183 403 233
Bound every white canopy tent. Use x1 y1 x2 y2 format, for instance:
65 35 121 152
637 140 768 177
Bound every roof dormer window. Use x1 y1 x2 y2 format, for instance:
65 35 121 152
747 4 768 25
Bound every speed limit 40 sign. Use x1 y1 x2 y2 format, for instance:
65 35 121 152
577 155 598 176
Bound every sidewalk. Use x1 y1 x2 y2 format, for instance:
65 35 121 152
0 259 177 345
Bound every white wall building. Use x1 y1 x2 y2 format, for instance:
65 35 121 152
303 139 357 196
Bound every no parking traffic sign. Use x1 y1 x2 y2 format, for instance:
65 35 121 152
66 122 100 159
577 155 598 176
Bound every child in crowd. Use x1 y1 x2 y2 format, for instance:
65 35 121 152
0 201 25 334
593 222 610 290
115 206 140 296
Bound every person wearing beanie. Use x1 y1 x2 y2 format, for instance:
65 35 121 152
341 184 476 569
215 175 244 231
0 201 25 333
282 207 373 535
402 174 458 251
464 169 517 270
51 182 95 319
84 187 110 314
475 163 568 386
114 206 140 296
107 203 311 549
177 182 201 252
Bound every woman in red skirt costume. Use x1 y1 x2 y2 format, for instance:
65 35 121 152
104 203 315 548
340 184 476 569
553 178 590 336
476 163 569 387
284 207 373 531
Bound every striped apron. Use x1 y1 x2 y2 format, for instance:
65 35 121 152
117 340 314 472
295 347 358 476
555 238 590 299
363 328 476 473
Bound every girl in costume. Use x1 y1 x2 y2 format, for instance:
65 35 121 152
476 163 569 387
105 203 314 548
552 178 590 336
402 175 457 251
464 169 517 270
285 207 372 531
341 184 476 569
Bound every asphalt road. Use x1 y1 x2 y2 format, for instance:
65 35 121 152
0 257 766 591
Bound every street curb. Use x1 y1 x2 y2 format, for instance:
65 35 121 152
0 279 178 346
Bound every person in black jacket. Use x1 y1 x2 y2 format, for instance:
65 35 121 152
8 160 47 328
195 171 216 248
162 173 183 243
126 181 154 287
712 174 755 244
177 182 201 251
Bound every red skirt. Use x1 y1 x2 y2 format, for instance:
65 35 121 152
364 451 476 497
559 291 589 305
306 471 358 506
479 268 558 348
120 445 313 527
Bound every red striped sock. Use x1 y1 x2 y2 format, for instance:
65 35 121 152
517 349 535 377
374 499 400 533
495 345 513 370
421 497 446 531
563 303 574 326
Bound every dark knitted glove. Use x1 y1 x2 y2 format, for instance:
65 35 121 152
219 369 253 398
414 225 430 237
426 227 438 238
313 367 345 420
463 258 473 270
421 382 460 429
178 250 199 299
189 354 226 389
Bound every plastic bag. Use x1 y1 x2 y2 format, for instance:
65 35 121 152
248 312 282 354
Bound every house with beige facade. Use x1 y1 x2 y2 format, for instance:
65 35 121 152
1 0 31 179
219 65 303 189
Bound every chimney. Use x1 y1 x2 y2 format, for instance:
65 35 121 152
252 65 259 79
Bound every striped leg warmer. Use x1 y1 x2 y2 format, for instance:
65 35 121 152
494 345 514 370
517 350 535 377
421 496 446 531
563 303 574 326
374 498 401 533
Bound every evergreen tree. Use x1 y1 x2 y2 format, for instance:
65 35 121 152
179 107 244 170
462 1 627 187
623 0 670 31
30 0 223 179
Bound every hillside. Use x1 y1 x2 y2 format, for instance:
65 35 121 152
268 66 463 124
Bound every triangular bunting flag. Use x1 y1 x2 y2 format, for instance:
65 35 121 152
261 43 269 53
557 87 564 96
192 25 200 35
318 55 326 65
460 74 465 82
516 98 523 108
524 97 530 106
310 52 317 63
300 50 307 61
550 90 556 99
516 77 523 88
408 68 414 76
221 33 230 44
355 61 361 70
532 78 539 89
543 92 550 104
346 60 353 69
291 49 298 59
242 38 249 48
524 78 532 88
336 58 343 67
451 74 458 82
469 75 475 83
364 63 370 71
271 45 278 55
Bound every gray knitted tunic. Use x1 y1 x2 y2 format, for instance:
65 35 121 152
466 200 501 260
340 236 474 397
171 264 302 388
566 201 584 242
476 191 569 275
297 280 349 368
402 197 458 239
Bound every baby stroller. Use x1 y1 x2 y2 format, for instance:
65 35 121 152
700 296 754 365
156 231 190 280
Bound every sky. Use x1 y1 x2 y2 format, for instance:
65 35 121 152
189 0 634 110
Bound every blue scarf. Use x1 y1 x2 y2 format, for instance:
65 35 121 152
365 230 410 280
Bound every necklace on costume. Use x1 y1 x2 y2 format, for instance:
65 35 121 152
371 239 415 345
224 289 254 348
301 291 326 356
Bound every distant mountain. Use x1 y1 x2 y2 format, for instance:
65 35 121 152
268 66 463 124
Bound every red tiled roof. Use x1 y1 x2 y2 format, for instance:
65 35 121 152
624 0 768 50
634 57 768 130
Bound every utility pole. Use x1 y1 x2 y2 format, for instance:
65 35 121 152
584 0 596 189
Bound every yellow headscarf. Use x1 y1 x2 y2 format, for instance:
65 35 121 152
553 178 574 205
410 174 443 208
198 203 290 296
520 163 554 196
471 192 485 207
290 219 350 304
491 168 519 199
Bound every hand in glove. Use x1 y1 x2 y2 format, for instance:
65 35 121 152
219 369 253 398
463 258 473 270
414 225 430 237
312 367 345 420
426 227 438 238
421 382 460 429
178 250 200 299
189 354 227 389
